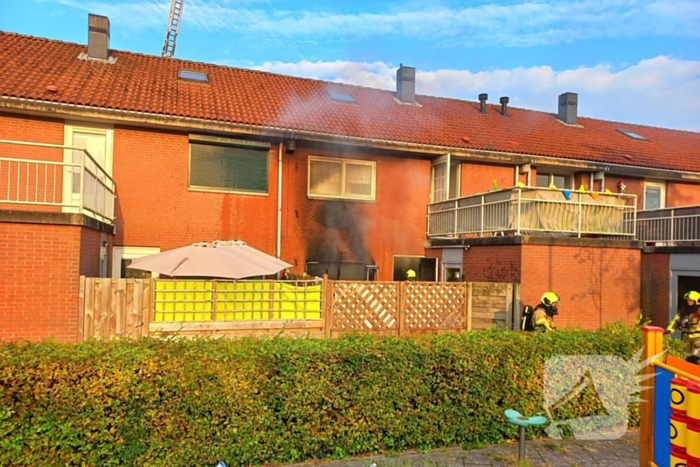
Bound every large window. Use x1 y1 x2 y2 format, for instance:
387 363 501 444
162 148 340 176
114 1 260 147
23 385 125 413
644 181 666 210
189 135 269 194
308 156 376 200
536 173 570 189
431 155 460 202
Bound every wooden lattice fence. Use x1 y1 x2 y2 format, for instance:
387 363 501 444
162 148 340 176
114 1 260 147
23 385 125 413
78 277 519 341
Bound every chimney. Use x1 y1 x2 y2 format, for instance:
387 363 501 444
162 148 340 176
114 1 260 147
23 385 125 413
88 14 110 60
499 96 509 116
478 93 488 113
558 92 578 124
396 64 416 104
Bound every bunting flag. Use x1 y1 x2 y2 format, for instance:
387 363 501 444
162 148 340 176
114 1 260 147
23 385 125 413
492 180 499 191
562 189 571 200
578 184 586 193
604 188 613 194
591 192 599 200
549 182 557 190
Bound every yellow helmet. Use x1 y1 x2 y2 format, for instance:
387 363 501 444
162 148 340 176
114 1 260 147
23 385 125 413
684 290 700 305
541 292 560 307
406 269 417 279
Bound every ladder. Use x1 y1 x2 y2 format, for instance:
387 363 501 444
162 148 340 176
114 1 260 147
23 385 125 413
162 0 185 58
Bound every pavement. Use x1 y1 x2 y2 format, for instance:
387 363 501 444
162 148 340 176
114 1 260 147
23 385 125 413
285 429 639 467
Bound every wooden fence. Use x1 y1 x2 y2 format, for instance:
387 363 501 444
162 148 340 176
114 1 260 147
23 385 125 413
78 276 519 341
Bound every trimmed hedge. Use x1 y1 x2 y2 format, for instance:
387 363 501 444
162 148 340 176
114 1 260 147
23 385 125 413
0 324 684 466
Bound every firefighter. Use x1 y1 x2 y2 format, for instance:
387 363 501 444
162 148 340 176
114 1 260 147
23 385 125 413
532 292 559 332
406 269 417 281
665 290 700 356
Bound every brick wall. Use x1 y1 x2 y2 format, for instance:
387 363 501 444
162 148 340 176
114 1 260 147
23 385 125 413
282 147 430 281
667 182 700 207
461 162 515 195
0 113 66 213
640 252 670 326
521 244 640 329
112 126 279 256
463 245 522 283
0 222 86 342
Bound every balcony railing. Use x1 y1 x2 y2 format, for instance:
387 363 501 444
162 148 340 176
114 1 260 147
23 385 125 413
0 139 115 223
636 206 700 245
427 187 637 239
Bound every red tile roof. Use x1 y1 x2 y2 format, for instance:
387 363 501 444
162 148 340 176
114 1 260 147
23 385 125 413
1 31 699 173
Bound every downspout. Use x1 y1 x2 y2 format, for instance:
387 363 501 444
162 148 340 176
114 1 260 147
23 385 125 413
276 143 284 279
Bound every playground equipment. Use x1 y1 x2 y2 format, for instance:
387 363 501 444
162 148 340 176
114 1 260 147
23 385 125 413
504 409 548 461
640 326 700 467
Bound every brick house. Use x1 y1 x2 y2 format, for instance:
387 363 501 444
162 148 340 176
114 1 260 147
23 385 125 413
2 14 700 342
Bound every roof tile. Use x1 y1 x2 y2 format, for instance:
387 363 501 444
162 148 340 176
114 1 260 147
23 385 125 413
1 31 699 172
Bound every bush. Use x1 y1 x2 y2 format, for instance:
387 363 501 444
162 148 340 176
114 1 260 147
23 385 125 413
0 324 684 466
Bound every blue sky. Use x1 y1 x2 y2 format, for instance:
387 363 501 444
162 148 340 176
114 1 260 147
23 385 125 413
2 0 699 131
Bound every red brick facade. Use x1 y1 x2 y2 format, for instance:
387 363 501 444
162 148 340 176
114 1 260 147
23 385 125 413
462 242 639 329
0 222 102 342
2 112 700 341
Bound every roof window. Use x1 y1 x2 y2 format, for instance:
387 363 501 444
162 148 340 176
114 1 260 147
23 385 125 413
327 90 356 103
617 129 648 141
178 69 208 83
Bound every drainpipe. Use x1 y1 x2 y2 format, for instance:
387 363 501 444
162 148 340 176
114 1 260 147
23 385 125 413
276 143 283 278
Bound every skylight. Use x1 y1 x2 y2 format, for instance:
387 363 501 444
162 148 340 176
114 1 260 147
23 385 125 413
327 90 356 103
178 69 208 83
617 129 648 141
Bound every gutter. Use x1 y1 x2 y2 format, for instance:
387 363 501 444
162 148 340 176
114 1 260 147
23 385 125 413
277 142 283 276
2 96 699 182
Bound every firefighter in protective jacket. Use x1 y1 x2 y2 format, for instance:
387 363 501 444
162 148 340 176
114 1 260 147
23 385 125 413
666 290 700 356
532 292 560 332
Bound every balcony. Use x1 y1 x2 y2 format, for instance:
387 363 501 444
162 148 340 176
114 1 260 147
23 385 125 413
427 187 637 239
0 139 115 223
636 206 700 245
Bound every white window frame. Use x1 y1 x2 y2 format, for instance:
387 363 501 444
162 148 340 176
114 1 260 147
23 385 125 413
535 172 572 189
431 154 460 202
63 122 114 213
308 155 376 201
112 246 161 278
644 181 666 210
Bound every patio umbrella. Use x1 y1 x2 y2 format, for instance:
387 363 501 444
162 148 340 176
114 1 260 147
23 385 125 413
127 240 291 279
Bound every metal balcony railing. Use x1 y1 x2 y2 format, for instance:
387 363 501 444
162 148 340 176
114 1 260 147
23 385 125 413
0 139 115 223
636 206 700 245
427 187 637 239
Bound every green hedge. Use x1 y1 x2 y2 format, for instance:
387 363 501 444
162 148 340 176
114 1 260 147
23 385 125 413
0 324 684 466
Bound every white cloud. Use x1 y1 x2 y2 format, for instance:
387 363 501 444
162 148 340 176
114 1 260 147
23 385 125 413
41 0 700 46
253 56 700 131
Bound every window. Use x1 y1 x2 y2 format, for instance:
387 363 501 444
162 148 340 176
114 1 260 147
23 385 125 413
431 155 460 202
644 181 666 210
308 156 376 200
327 90 356 103
536 173 570 189
617 129 648 141
189 135 269 194
178 69 208 82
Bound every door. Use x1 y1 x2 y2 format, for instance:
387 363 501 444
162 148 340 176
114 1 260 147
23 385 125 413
63 124 113 214
431 154 460 202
